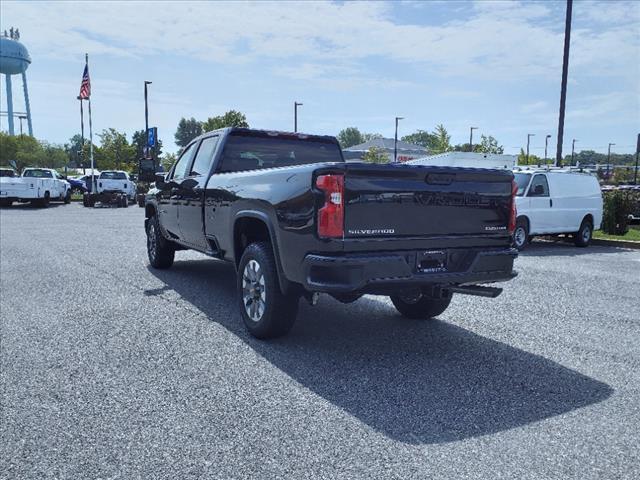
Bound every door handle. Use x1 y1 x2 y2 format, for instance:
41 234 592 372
550 199 553 207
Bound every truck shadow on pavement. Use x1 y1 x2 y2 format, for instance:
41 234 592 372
147 259 613 445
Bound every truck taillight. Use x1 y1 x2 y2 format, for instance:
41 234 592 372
509 180 517 234
316 174 344 239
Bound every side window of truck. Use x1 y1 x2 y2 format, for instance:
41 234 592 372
190 136 219 177
172 142 198 180
528 174 550 197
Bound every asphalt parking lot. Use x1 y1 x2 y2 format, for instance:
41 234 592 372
1 203 639 479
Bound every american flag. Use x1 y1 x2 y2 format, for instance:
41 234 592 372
79 64 91 99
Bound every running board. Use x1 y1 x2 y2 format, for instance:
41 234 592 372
448 285 503 298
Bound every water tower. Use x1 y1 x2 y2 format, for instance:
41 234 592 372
0 27 33 136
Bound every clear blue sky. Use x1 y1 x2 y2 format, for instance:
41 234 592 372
1 0 639 156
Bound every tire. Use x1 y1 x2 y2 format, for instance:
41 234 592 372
574 219 593 247
146 214 175 269
237 242 299 339
390 290 453 319
64 191 71 204
513 218 529 250
34 193 50 208
82 194 88 207
122 195 128 208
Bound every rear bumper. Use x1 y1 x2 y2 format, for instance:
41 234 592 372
302 247 518 294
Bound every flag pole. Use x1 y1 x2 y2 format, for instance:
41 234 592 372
86 53 96 193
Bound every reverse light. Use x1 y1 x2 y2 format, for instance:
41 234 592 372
508 179 517 234
316 174 344 239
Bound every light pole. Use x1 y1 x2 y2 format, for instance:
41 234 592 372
556 0 573 167
607 142 615 177
571 139 577 166
294 101 303 132
634 134 639 185
394 116 404 163
469 126 478 152
526 133 535 165
18 115 26 137
144 81 152 158
544 134 551 166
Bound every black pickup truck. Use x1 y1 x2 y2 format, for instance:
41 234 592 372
145 128 518 338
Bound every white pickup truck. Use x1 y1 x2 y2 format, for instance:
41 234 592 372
0 168 71 207
83 170 136 208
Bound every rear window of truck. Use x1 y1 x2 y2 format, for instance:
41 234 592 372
100 172 127 180
23 169 53 178
219 133 342 173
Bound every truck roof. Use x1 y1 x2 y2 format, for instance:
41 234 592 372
193 127 339 145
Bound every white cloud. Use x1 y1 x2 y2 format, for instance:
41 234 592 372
2 0 637 82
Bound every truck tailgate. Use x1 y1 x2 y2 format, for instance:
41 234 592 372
343 163 513 239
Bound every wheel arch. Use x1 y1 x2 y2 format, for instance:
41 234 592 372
233 211 290 293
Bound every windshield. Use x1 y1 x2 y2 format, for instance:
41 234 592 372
514 173 532 196
219 132 342 173
99 171 127 180
23 169 53 178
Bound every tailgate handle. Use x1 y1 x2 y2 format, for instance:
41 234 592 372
426 173 455 185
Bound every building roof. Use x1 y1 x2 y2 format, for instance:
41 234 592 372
343 137 428 153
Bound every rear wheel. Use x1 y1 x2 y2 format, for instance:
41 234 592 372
34 193 50 208
237 242 298 339
146 214 175 269
574 219 593 247
64 190 71 204
390 290 453 319
513 218 529 250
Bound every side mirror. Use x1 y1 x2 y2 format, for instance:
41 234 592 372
155 172 166 186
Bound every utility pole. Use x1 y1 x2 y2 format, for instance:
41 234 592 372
571 139 577 166
556 0 573 167
607 142 615 177
469 126 478 152
394 116 404 163
526 133 535 165
294 101 303 132
544 134 551 166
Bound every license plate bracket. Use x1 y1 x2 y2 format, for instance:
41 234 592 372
417 250 447 273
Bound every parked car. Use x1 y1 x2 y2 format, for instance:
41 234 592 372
0 167 71 207
512 168 603 249
65 176 88 195
145 128 518 339
83 170 136 208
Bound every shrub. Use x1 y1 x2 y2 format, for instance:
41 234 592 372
602 190 633 235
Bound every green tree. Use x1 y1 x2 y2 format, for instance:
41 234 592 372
362 132 383 142
402 130 437 150
432 124 451 154
202 110 249 132
337 127 364 148
131 129 163 160
362 146 389 164
477 135 504 154
175 117 203 147
0 132 18 167
517 148 542 166
160 152 176 172
98 128 136 171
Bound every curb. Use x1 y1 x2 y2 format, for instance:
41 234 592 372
591 238 640 249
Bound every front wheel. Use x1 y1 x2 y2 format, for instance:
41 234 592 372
390 290 453 319
237 242 299 339
146 215 175 269
574 219 593 247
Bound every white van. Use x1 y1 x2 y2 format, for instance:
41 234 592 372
512 169 603 249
